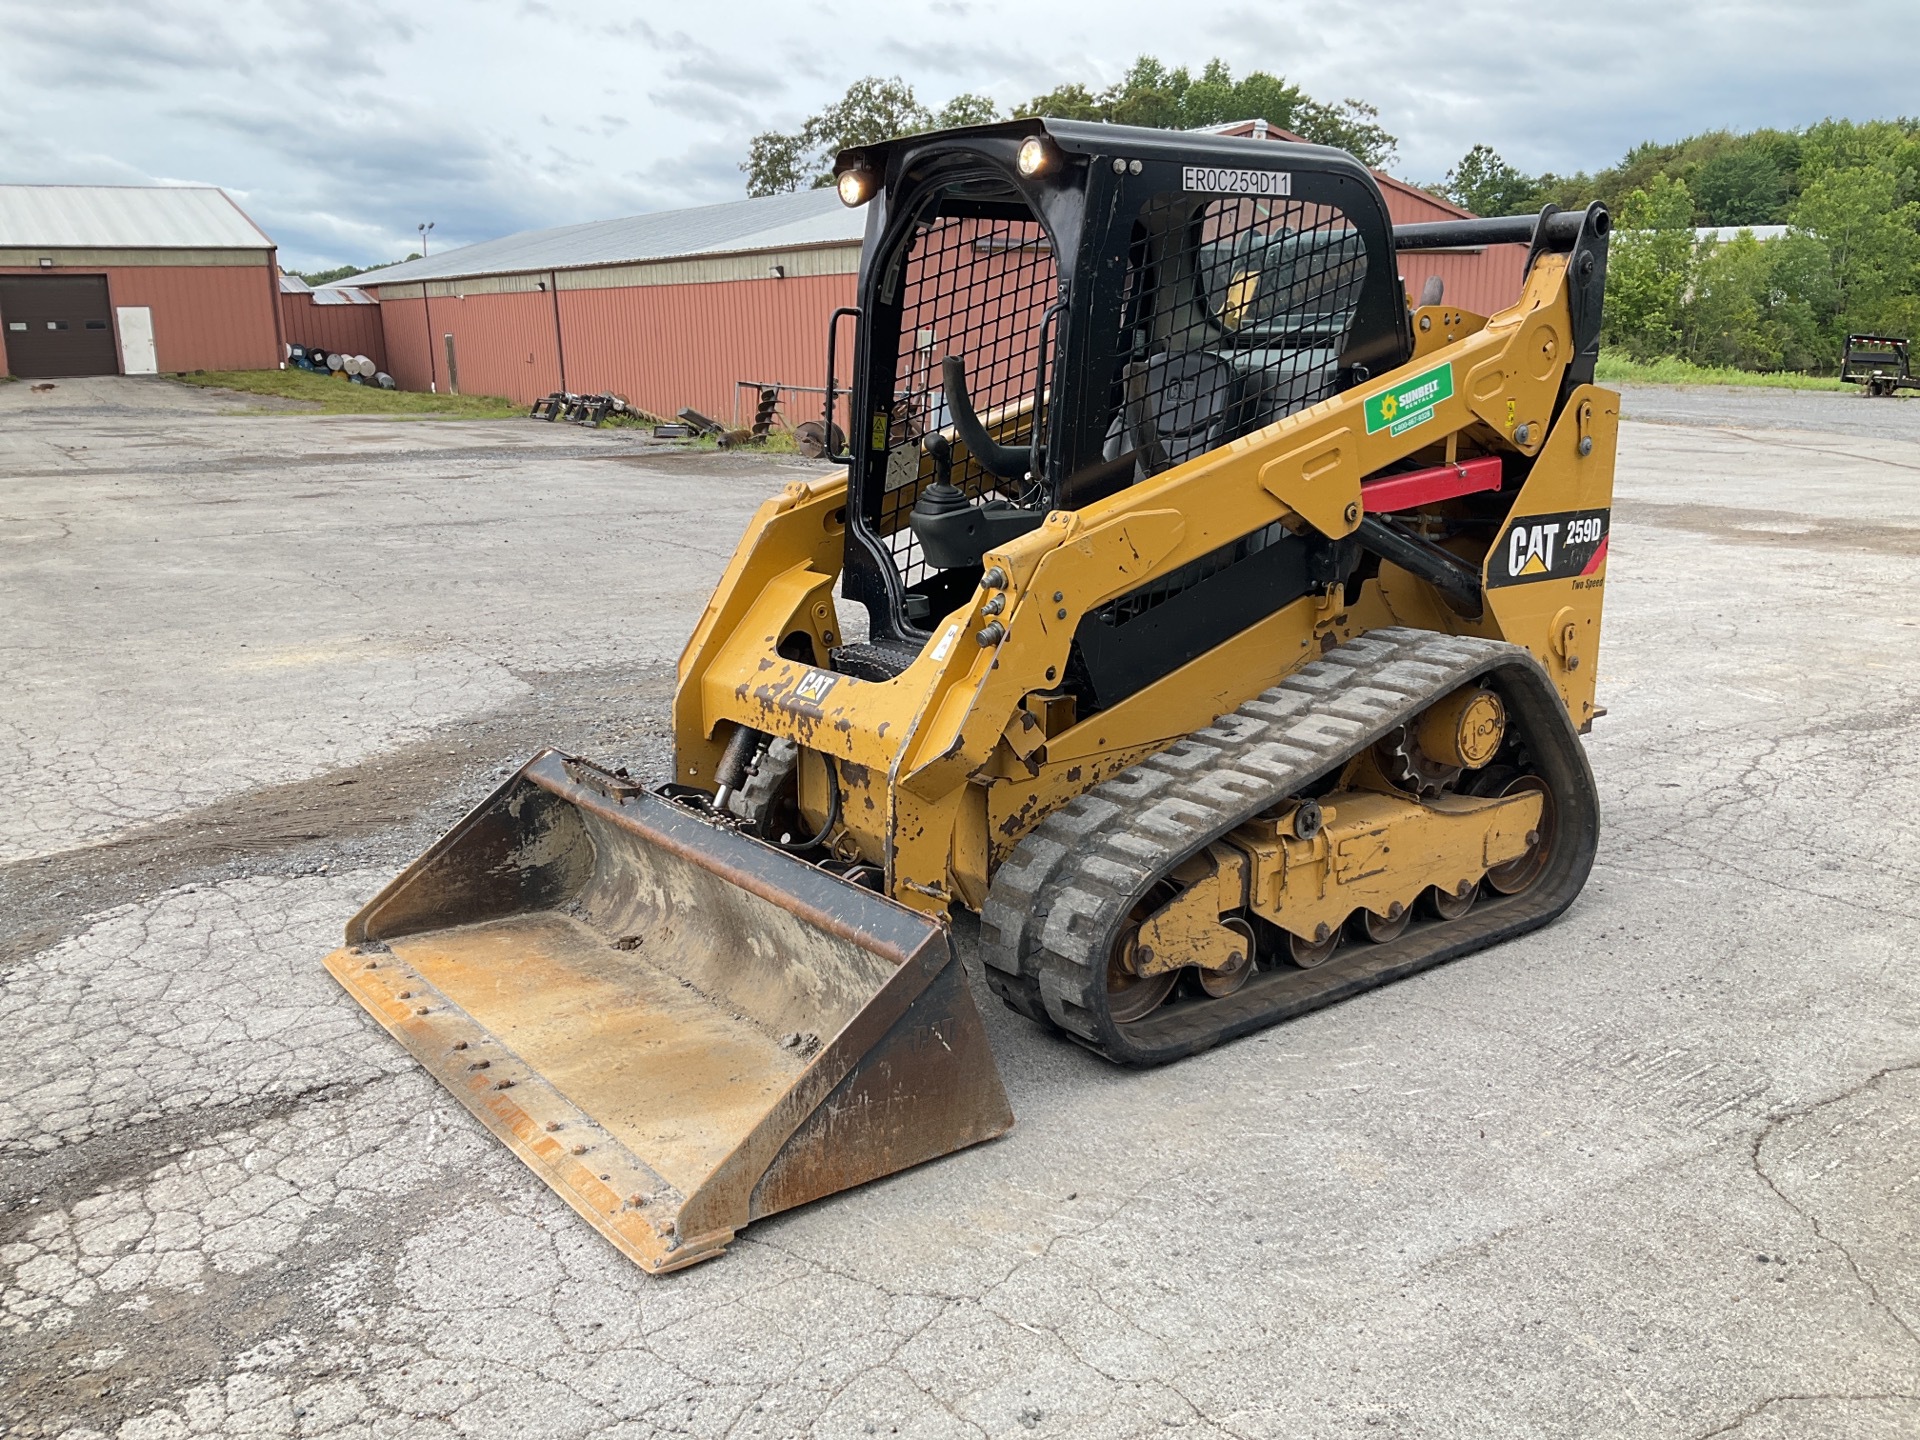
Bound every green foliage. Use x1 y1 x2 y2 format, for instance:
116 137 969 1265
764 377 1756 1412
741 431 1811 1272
1693 148 1785 225
742 55 1399 195
934 93 1001 130
1019 57 1396 168
1592 353 1846 390
1604 176 1698 360
1790 163 1920 344
177 369 521 418
744 73 1920 379
1429 117 1920 375
293 262 369 286
289 256 417 286
1435 144 1542 216
743 76 970 196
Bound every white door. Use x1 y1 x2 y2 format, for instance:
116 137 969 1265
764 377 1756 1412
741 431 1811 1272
116 306 156 374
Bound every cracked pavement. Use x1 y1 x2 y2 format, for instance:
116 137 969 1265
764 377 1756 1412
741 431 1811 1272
3 377 1918 1437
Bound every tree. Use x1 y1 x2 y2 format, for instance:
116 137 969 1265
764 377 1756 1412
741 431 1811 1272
1682 234 1770 367
1790 164 1920 352
1693 147 1785 226
294 263 369 286
743 77 937 196
934 93 1001 129
1603 175 1697 360
1017 56 1396 167
1435 144 1543 216
290 259 412 286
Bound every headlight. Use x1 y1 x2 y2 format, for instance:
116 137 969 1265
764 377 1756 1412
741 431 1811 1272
1018 136 1053 177
836 169 872 207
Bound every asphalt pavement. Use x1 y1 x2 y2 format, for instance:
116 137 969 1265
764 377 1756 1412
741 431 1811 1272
3 375 1917 1439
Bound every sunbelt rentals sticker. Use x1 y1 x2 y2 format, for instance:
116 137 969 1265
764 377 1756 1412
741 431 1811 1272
1364 363 1454 437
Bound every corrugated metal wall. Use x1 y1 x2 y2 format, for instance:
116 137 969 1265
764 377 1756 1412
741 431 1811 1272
376 271 857 421
0 261 279 375
1373 179 1530 317
1393 247 1530 317
280 292 386 370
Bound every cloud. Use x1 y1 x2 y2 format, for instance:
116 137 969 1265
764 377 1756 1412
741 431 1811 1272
0 0 1912 269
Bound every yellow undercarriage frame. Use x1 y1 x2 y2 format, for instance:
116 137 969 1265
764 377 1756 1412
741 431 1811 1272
674 252 1618 918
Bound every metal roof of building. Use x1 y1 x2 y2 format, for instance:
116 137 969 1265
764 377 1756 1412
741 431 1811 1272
0 184 273 249
350 187 865 287
1695 224 1790 243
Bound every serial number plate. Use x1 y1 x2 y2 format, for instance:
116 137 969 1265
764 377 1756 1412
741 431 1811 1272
1182 165 1293 197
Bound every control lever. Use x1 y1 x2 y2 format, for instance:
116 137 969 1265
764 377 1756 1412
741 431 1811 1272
908 432 1044 571
942 356 1030 481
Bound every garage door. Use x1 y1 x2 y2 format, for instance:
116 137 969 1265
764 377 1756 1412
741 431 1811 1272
0 275 119 377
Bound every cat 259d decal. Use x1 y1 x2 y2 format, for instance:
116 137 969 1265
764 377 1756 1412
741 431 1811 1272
1486 508 1610 589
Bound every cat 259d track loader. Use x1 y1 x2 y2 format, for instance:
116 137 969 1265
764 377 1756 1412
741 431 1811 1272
324 119 1617 1273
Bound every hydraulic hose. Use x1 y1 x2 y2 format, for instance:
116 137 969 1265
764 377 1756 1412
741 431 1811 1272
780 754 842 852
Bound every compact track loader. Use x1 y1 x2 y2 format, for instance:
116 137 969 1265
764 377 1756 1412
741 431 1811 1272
325 119 1617 1272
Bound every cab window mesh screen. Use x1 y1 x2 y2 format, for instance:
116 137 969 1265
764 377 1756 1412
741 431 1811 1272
876 214 1056 591
1108 195 1367 479
1083 195 1367 634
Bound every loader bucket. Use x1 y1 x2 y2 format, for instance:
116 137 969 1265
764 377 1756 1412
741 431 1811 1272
323 749 1013 1273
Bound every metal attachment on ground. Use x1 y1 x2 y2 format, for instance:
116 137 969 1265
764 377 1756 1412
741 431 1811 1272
792 419 846 458
529 391 636 427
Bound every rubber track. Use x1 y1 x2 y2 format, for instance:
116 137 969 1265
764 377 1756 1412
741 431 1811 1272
979 627 1597 1065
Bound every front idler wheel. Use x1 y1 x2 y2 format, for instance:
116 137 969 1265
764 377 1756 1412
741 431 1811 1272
1107 923 1178 1023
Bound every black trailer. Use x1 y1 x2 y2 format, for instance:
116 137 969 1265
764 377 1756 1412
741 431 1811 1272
1841 334 1918 397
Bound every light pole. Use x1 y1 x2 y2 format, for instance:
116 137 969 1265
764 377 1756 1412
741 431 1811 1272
417 222 439 393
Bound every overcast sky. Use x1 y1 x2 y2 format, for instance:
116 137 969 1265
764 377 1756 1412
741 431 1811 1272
2 0 1913 271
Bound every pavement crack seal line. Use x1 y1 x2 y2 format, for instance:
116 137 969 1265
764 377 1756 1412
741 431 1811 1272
1688 1392 1920 1439
1745 1061 1920 1354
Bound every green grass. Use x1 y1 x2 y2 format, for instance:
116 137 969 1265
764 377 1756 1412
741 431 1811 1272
1594 353 1848 391
176 368 523 418
679 427 802 453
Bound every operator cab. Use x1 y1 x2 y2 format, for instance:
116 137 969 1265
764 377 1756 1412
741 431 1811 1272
826 119 1412 705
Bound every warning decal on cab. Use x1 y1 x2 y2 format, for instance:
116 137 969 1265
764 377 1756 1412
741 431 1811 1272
1486 509 1610 589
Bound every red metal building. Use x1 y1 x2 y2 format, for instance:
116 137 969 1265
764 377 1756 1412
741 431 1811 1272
0 185 282 378
350 188 864 422
349 127 1528 418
